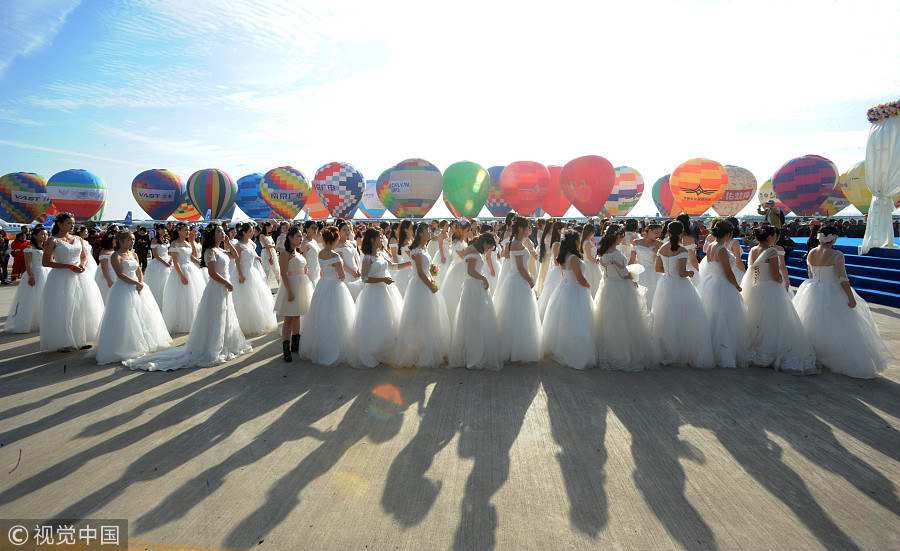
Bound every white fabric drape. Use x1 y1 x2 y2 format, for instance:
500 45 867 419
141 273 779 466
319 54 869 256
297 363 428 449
860 116 900 254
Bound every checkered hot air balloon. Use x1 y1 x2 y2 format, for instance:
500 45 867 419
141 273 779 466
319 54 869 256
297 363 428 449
236 173 275 219
0 172 50 223
187 168 237 220
499 161 551 215
172 195 202 221
313 162 365 219
261 166 311 220
771 155 838 216
47 169 107 220
131 169 185 220
485 165 512 217
651 174 677 217
378 158 443 218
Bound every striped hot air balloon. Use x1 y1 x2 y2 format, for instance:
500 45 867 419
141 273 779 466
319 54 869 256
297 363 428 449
47 169 107 219
187 169 237 220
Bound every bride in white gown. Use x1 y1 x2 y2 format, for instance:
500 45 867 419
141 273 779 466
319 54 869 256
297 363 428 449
143 225 173 309
125 224 252 371
39 213 105 352
230 222 277 337
496 215 543 363
741 225 817 375
6 226 50 333
161 223 206 334
336 221 363 300
91 230 172 365
650 221 715 369
448 233 502 370
436 226 470 324
792 226 891 378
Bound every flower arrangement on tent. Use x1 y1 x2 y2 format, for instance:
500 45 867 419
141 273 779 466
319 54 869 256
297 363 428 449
867 99 900 124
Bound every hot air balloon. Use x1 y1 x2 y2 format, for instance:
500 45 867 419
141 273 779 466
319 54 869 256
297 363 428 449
442 192 462 217
89 201 107 222
603 166 645 218
261 166 311 219
651 174 678 217
0 203 15 223
757 179 791 214
771 155 838 216
378 158 443 218
47 169 107 219
131 169 185 220
499 161 551 215
313 162 365 219
358 178 387 219
485 165 511 217
443 160 491 218
186 168 237 220
815 182 852 216
172 196 202 221
669 158 728 216
559 155 616 216
0 172 50 223
304 187 331 219
36 204 58 223
540 165 571 217
235 173 275 219
712 165 757 217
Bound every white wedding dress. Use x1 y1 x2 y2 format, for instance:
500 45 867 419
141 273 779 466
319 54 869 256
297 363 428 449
124 248 252 371
274 251 313 317
6 247 50 333
161 244 206 334
741 247 817 375
496 248 542 363
537 246 562 320
792 250 891 378
696 245 750 369
493 237 511 299
303 239 321 286
299 255 357 366
260 234 280 286
582 240 602 297
337 243 363 300
353 253 404 368
449 252 502 370
394 248 451 368
633 244 662 309
94 253 114 303
91 257 172 365
650 249 715 369
542 255 597 370
595 250 657 371
437 241 468 323
231 241 277 336
143 243 172 308
39 236 106 351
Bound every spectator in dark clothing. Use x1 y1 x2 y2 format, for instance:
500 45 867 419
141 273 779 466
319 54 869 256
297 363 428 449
134 226 151 272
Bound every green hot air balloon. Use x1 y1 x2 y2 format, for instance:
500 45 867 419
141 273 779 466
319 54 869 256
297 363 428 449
442 161 490 218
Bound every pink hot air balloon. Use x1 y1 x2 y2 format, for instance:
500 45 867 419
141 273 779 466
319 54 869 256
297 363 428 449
559 155 616 216
541 165 571 217
499 161 551 215
771 155 838 216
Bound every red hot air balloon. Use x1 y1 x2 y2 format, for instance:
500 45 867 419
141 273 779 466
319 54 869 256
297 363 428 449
499 161 551 215
541 165 572 217
559 155 616 216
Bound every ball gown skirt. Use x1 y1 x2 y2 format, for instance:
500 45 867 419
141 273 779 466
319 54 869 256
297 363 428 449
583 260 602 297
83 252 98 278
161 262 206 334
143 258 171 309
232 257 278 337
650 274 715 369
6 253 49 333
537 265 562 320
697 275 750 369
594 276 657 372
39 267 105 351
394 273 451 369
299 277 357 366
261 247 281 286
274 272 313 318
437 259 467 325
394 265 412 297
91 272 172 365
94 257 114 303
792 270 891 378
492 257 511 301
449 276 502 370
496 269 542 363
542 277 597 370
353 281 404 368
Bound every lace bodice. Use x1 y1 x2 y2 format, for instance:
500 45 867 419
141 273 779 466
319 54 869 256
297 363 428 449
806 250 849 283
583 240 597 261
26 247 44 271
705 244 734 278
151 242 170 261
409 248 433 272
658 251 689 278
363 254 390 281
601 250 630 279
464 253 484 278
562 255 583 281
52 236 85 266
320 255 342 280
169 244 194 266
204 248 230 280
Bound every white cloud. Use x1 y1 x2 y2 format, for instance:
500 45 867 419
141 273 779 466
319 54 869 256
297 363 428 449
0 0 81 76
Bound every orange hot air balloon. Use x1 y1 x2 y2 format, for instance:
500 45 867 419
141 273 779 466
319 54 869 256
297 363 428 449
669 158 728 216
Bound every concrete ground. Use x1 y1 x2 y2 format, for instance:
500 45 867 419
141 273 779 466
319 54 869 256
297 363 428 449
0 283 898 551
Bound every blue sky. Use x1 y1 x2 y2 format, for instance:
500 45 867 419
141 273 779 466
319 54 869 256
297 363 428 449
1 0 899 219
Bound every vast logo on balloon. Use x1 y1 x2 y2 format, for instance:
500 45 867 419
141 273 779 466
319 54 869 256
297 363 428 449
669 159 728 216
313 162 365 219
132 169 185 220
559 156 616 216
0 172 50 223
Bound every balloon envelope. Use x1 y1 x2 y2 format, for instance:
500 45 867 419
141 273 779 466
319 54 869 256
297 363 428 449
36 203 58 223
559 155 616 216
499 161 551 215
669 158 728 216
485 165 511 217
757 179 791 214
313 162 365 219
541 165 571 217
304 187 331 219
132 169 185 220
604 167 645 218
172 195 202 221
89 201 107 222
378 158 443 218
442 192 462 217
47 169 107 219
443 160 491 217
359 178 387 218
771 155 837 216
713 165 757 217
0 172 50 223
187 168 237 220
651 174 678 217
261 166 311 219
815 182 852 216
236 173 275 219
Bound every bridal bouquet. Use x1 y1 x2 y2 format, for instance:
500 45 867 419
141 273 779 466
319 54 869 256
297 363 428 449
430 263 439 277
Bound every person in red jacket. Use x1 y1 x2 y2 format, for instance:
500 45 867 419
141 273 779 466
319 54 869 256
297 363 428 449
10 231 29 281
